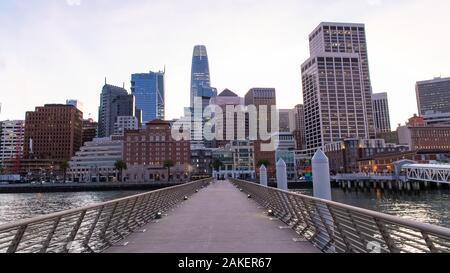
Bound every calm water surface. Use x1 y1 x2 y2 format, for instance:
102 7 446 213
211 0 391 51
0 191 142 226
295 188 450 228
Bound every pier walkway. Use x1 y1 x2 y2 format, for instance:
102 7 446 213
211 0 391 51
106 180 319 253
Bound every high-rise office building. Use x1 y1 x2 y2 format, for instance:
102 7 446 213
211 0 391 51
372 92 392 133
98 84 138 138
416 77 450 116
131 70 165 124
210 89 245 147
245 88 277 177
293 104 306 150
190 45 217 148
302 22 376 152
190 45 217 108
279 109 296 133
24 104 83 161
0 120 25 165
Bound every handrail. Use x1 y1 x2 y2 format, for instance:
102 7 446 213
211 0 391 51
230 178 450 253
0 178 213 253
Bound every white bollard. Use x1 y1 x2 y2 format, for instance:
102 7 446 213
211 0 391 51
276 159 288 191
311 149 334 252
260 165 268 187
312 149 332 200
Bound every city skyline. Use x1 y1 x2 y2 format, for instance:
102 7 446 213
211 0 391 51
1 0 450 129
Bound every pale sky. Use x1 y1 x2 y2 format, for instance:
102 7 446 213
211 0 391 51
0 0 449 129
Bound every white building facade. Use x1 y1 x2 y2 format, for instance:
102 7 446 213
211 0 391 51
0 120 25 165
68 137 123 182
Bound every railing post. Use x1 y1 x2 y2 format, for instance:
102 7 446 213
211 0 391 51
421 231 438 253
99 203 118 245
40 216 62 253
82 206 104 252
7 225 27 253
63 210 87 253
374 219 400 253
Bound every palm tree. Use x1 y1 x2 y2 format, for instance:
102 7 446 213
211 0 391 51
59 161 69 183
257 160 271 168
163 160 175 182
211 159 224 172
114 160 127 182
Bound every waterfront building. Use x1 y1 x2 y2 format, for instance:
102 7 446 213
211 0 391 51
67 136 123 183
372 92 392 133
131 70 165 123
123 120 191 182
98 83 139 138
358 150 450 174
324 138 409 174
398 124 450 152
190 147 213 178
302 22 376 154
24 104 83 162
0 120 25 168
274 132 297 180
212 140 255 180
416 77 450 116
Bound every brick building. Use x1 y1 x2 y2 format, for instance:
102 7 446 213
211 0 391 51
24 104 83 162
123 120 191 182
324 138 409 174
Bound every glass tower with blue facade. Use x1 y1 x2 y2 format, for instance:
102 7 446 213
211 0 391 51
190 45 217 109
131 71 165 124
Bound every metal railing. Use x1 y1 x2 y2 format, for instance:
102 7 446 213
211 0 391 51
0 178 213 253
230 178 450 253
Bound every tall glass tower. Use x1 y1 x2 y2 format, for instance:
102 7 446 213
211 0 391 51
131 70 165 124
190 45 217 109
189 45 217 148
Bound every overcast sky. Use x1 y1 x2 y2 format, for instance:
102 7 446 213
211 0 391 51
0 0 449 129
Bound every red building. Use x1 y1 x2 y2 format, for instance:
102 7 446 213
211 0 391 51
123 120 191 182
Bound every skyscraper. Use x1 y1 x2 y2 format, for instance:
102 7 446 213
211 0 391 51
302 22 376 152
190 45 217 148
24 104 83 161
190 45 217 109
98 84 137 138
293 104 306 150
372 92 392 133
131 70 165 124
416 77 450 116
244 88 277 177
